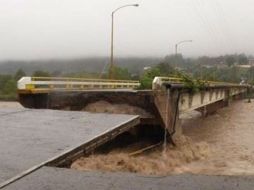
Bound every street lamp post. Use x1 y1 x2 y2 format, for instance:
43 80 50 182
175 40 192 55
109 4 139 79
174 40 192 71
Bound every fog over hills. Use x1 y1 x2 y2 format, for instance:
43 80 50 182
0 57 161 75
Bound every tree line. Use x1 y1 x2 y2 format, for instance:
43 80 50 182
0 53 253 100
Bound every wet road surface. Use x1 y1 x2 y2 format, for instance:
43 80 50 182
3 167 254 190
0 107 139 185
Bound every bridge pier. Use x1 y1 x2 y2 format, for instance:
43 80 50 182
154 87 182 139
153 83 248 140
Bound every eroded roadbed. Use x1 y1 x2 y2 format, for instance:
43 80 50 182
0 108 139 187
3 166 254 190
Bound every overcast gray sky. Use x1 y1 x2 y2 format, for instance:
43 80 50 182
0 0 254 60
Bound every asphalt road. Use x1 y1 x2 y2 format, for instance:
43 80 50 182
3 166 254 190
0 107 139 186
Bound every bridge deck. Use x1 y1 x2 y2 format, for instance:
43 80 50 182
0 108 139 187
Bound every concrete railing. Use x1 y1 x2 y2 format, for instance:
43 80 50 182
152 76 247 90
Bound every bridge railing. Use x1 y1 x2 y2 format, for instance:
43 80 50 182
152 76 246 90
17 77 141 94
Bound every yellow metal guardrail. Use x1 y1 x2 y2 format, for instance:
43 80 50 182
18 77 141 94
18 76 247 94
31 77 139 83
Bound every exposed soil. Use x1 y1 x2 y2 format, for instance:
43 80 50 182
83 100 152 117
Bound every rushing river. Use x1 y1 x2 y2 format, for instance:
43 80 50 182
72 100 254 176
182 100 254 175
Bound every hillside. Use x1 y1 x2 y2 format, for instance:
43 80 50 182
0 57 161 75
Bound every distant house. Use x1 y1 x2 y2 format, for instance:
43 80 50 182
236 65 251 69
236 59 254 68
202 65 213 69
202 64 227 69
143 66 151 71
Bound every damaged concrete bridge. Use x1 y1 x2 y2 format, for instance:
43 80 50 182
17 76 249 138
0 76 250 189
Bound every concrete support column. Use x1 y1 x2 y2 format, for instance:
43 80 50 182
224 89 231 107
154 88 182 139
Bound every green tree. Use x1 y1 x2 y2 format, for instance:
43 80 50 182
32 70 51 77
0 75 17 100
14 69 26 81
140 67 162 89
225 56 235 67
110 66 131 80
238 54 248 65
0 75 13 89
2 79 16 95
156 62 175 75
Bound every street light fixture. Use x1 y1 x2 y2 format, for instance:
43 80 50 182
175 40 192 55
109 4 139 79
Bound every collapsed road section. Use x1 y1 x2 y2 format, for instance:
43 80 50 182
0 107 139 188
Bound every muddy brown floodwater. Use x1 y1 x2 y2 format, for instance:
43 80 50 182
72 100 254 176
182 100 254 176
